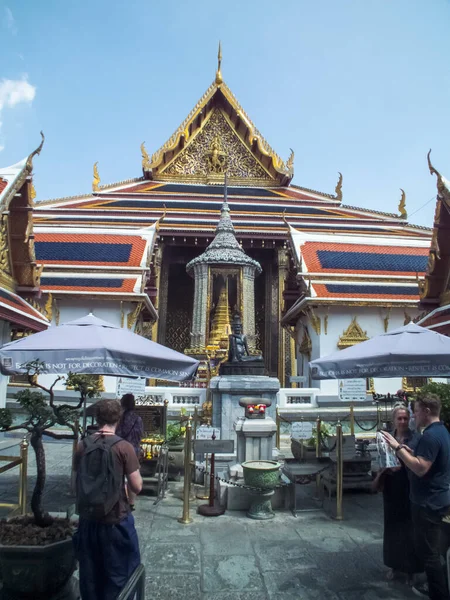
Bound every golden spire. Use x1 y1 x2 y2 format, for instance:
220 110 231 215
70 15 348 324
215 41 223 85
398 188 407 219
334 172 343 202
92 162 100 192
141 142 151 171
208 281 231 348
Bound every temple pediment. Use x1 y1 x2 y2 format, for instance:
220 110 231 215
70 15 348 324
143 48 293 187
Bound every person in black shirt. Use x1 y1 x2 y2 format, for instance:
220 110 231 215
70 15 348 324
382 393 450 599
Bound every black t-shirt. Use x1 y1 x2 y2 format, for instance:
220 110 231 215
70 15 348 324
410 421 450 513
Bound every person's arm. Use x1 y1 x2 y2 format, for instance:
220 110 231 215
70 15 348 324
127 469 143 494
380 430 436 477
122 442 143 494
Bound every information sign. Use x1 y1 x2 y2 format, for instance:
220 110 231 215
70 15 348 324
291 421 314 440
196 426 221 440
194 440 234 454
135 405 165 438
338 378 367 402
116 377 146 397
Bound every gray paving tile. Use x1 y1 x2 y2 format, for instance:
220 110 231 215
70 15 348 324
202 555 264 592
142 542 201 573
149 519 201 541
253 540 317 572
306 550 383 592
336 580 417 599
144 573 201 600
263 568 339 599
246 521 301 542
201 521 252 555
203 593 268 600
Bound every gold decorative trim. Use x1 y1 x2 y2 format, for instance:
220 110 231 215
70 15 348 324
402 376 428 393
398 189 407 219
26 131 45 172
383 307 391 333
308 307 321 335
404 310 411 325
127 302 143 330
324 307 329 335
54 299 60 326
141 142 151 171
299 327 312 359
337 317 368 349
215 41 223 85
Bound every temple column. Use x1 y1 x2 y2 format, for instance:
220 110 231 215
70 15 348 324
242 265 257 351
191 264 209 349
277 248 289 386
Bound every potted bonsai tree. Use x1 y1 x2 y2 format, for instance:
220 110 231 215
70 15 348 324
0 360 101 599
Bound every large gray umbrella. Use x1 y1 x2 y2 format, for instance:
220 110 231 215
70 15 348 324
309 322 450 380
0 314 199 382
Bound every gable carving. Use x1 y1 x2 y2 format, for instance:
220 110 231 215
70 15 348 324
337 317 368 349
161 109 272 184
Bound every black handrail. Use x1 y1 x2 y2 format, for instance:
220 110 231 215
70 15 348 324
117 564 145 600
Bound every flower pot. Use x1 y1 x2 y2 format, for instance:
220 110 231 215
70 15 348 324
241 460 281 520
0 537 76 598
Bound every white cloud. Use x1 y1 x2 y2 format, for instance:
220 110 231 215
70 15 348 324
4 7 17 35
0 77 36 111
0 76 36 151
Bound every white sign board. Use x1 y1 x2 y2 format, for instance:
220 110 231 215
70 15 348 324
194 440 234 454
338 378 367 402
291 421 314 440
116 377 146 397
196 426 221 440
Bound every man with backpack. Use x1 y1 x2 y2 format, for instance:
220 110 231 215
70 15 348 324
73 398 143 600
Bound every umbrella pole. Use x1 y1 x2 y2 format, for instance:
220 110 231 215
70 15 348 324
82 395 87 436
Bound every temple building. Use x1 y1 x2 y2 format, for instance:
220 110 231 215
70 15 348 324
417 153 450 335
29 49 432 400
0 135 49 405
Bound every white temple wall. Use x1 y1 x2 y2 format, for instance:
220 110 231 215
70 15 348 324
0 320 10 408
296 304 423 402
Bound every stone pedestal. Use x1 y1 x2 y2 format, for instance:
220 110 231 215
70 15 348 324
235 417 277 463
209 375 280 450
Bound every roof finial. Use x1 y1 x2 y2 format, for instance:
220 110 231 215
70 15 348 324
26 131 45 172
93 162 100 192
427 149 448 199
141 142 151 171
215 41 223 85
398 188 407 219
334 172 343 203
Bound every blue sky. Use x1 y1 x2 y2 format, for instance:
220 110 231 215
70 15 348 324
1 0 449 228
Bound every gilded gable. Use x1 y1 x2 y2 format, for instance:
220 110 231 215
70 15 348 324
160 109 272 185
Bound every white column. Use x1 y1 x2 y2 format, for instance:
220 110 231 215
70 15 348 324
0 321 10 408
242 265 257 350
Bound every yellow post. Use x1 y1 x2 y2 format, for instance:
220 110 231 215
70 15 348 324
350 404 355 436
335 421 343 521
19 437 28 515
178 417 193 524
276 407 280 450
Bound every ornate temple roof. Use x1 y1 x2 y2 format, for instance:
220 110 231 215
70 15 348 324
33 226 157 317
0 288 48 330
287 227 430 308
186 185 261 274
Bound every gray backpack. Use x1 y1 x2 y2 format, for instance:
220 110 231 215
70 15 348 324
77 434 122 520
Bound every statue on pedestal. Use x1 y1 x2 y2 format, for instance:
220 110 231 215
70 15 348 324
228 314 263 363
220 314 265 375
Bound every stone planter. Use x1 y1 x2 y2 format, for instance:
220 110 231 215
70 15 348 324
0 537 76 598
167 443 185 480
242 460 281 520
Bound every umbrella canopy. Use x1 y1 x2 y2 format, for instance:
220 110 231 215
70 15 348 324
0 314 199 382
309 322 450 380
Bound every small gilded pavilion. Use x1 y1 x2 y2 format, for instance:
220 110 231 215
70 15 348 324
29 48 432 392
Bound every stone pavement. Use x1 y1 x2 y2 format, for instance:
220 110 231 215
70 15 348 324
0 438 421 599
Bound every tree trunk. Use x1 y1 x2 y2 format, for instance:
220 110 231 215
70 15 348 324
29 430 50 526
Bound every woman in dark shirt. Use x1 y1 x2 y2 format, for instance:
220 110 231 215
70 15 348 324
116 394 144 510
373 404 422 584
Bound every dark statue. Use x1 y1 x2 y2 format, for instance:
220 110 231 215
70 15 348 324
220 314 265 375
228 315 263 363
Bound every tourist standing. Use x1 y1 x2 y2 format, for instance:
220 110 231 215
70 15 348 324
373 405 422 583
116 393 144 510
382 393 450 599
73 398 142 600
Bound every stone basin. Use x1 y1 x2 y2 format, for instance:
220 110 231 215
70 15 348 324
242 460 281 490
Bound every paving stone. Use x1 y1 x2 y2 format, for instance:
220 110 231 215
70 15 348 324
142 542 201 573
253 540 317 572
246 521 301 542
202 555 264 592
336 580 417 599
149 519 201 541
306 550 383 592
144 573 201 600
201 522 252 555
203 593 268 600
262 568 340 599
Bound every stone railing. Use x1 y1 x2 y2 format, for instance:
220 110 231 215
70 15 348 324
141 386 206 408
277 388 318 408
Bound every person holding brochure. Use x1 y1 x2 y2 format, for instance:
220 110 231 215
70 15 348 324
381 393 450 599
373 405 422 584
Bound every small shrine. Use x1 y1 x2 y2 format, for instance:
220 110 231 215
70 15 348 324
185 179 262 380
